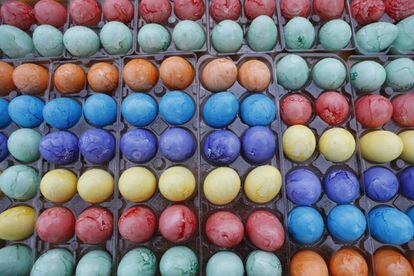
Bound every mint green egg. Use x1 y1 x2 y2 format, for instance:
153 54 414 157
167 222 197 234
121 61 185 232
356 22 398 53
118 248 157 276
350 60 386 92
312 58 346 90
206 251 244 276
160 246 198 276
284 17 315 50
391 15 414 54
211 20 243 53
0 165 40 201
33 25 64 57
0 25 34 58
173 20 205 51
31 249 75 276
138 24 171 53
63 26 100 57
276 54 309 90
247 15 278 51
246 250 282 276
100 22 132 55
0 244 32 276
8 128 41 162
385 58 414 91
318 19 351 50
76 250 112 276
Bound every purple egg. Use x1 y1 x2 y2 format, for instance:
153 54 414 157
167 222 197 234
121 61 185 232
286 168 322 205
160 128 195 162
0 133 8 162
203 130 240 165
364 166 398 202
39 131 79 165
400 166 414 200
79 128 116 164
324 168 359 204
241 126 275 164
120 129 158 163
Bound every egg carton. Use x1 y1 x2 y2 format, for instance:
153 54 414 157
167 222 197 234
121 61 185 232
136 0 208 54
206 0 284 55
197 54 287 273
274 53 375 272
277 0 355 53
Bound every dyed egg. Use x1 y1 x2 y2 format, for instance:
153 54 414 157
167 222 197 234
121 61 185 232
173 20 205 51
120 129 157 163
244 0 275 19
201 58 237 91
35 207 75 243
290 250 328 276
34 0 67 28
159 205 197 243
203 130 240 165
247 15 278 51
159 166 195 201
288 206 324 244
0 133 9 162
1 1 35 30
280 0 310 19
174 0 204 20
374 248 414 276
39 131 79 165
392 15 414 54
30 249 75 276
76 250 112 276
312 58 346 90
119 167 156 202
385 58 414 91
40 169 77 203
7 128 41 162
385 0 414 21
315 91 349 125
244 165 282 204
100 21 132 55
284 17 315 50
324 168 359 204
211 20 243 53
356 22 398 53
400 167 414 200
138 0 171 23
206 251 244 276
206 211 244 247
313 0 344 20
87 62 119 93
159 91 195 125
0 245 32 276
159 56 194 90
350 61 386 92
392 94 414 127
122 58 159 91
80 128 116 163
210 0 242 22
203 92 238 128
160 246 199 276
118 248 157 276
350 0 385 25
0 62 15 95
276 54 309 90
160 127 195 162
242 126 276 164
103 0 133 23
327 205 366 242
319 19 351 50
399 131 414 164
203 167 240 205
360 130 403 163
319 128 355 162
364 166 398 202
238 60 271 92
13 63 49 95
355 94 393 128
330 248 368 276
63 26 100 57
241 94 276 126
118 206 157 243
0 25 34 58
83 94 117 127
75 207 113 244
43 98 82 129
54 63 86 94
69 0 101 26
283 125 316 162
138 24 171 53
0 165 40 201
122 93 157 127
8 95 44 128
246 250 282 276
78 169 114 203
32 25 64 57
286 168 322 205
280 94 312 125
0 206 35 241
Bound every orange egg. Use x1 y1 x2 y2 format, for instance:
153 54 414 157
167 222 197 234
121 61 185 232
54 63 86 94
330 248 368 276
12 63 49 95
122 59 158 91
291 250 329 276
159 56 194 90
87 63 119 93
0 62 15 95
238 59 271 92
201 58 237 92
374 248 414 276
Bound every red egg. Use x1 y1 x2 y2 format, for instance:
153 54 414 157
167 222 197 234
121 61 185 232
209 0 241 22
246 210 284 251
174 0 204 20
280 0 311 19
313 0 344 20
75 207 113 244
355 94 393 128
350 0 385 25
118 206 157 243
205 211 244 248
0 1 35 30
244 0 275 20
69 0 102 26
385 0 414 21
138 0 171 23
36 207 75 243
280 94 313 125
315 91 349 125
103 0 134 23
159 205 197 243
392 94 414 127
34 0 67 29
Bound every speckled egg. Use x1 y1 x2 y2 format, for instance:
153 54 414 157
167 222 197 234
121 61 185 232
284 17 315 50
100 21 132 55
247 15 278 51
360 130 403 163
385 58 414 91
33 25 64 57
13 63 49 95
356 22 398 53
211 20 243 53
276 54 309 90
312 58 346 90
138 23 171 53
350 60 386 92
0 25 34 58
87 62 119 93
319 19 351 50
63 26 100 57
201 58 237 92
54 63 86 94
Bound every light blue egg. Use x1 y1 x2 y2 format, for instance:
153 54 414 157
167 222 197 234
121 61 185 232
173 20 205 51
159 91 194 125
63 26 100 57
118 248 157 276
0 25 34 58
121 93 158 127
318 19 351 50
206 251 244 276
391 15 414 54
356 22 398 53
100 21 133 55
83 94 117 127
312 58 346 90
246 250 282 276
0 165 40 200
31 249 75 276
284 17 315 50
203 91 238 128
138 24 171 53
0 244 32 276
33 25 64 57
247 15 278 51
211 20 243 53
385 58 414 91
76 250 112 276
350 61 386 92
276 54 309 90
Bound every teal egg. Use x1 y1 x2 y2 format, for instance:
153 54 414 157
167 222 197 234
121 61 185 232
159 246 198 276
284 17 315 50
7 128 42 162
385 58 414 91
138 24 171 53
117 247 157 276
356 22 398 53
318 19 351 50
350 60 386 92
206 251 244 276
100 22 133 55
0 25 34 58
0 165 40 200
247 15 278 51
312 58 346 90
31 249 75 276
391 15 414 54
33 25 64 57
76 250 112 276
276 54 309 90
211 20 243 53
63 26 100 57
246 250 282 276
0 244 32 276
173 20 205 51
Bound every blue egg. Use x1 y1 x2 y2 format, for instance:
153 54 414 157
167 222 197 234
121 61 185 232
364 166 398 202
240 94 276 126
8 95 44 128
159 91 194 125
0 99 11 128
242 126 276 164
203 92 238 128
43 98 82 129
0 133 8 162
203 130 240 165
160 127 195 162
120 129 158 163
406 206 414 224
400 166 414 200
122 93 158 127
79 128 115 164
327 205 366 242
83 94 117 127
324 168 359 204
288 206 325 244
39 131 79 165
286 168 321 205
369 206 414 245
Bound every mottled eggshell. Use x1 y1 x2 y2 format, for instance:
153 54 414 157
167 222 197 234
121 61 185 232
324 168 359 204
244 165 281 204
283 125 316 162
103 0 133 23
203 130 240 165
100 21 133 55
364 166 398 202
399 131 414 164
121 93 157 127
318 19 352 50
286 168 322 205
206 251 244 276
315 91 349 125
0 206 35 241
392 94 414 127
374 248 414 276
7 128 41 162
118 206 157 243
117 248 157 276
276 54 309 90
313 0 344 20
172 20 205 51
160 247 199 276
385 58 414 91
242 126 276 164
246 250 282 276
205 211 244 248
385 0 414 21
34 0 67 28
355 94 393 128
203 92 238 127
138 23 171 53
280 94 312 125
350 0 385 25
120 129 157 163
201 58 237 92
122 58 159 91
0 1 35 30
244 0 275 20
330 248 368 276
319 128 355 162
203 167 240 205
0 62 15 95
160 128 195 162
159 56 194 90
76 250 112 276
359 130 403 163
8 95 45 128
12 63 49 95
35 207 75 243
69 0 101 26
284 17 315 50
87 62 119 93
391 15 414 54
75 207 113 244
33 25 64 57
238 59 271 92
280 0 310 19
312 58 346 90
63 26 100 57
159 205 197 243
174 0 204 20
241 94 276 126
40 169 77 203
356 22 398 53
210 0 241 22
159 166 196 202
290 250 328 276
211 20 243 53
159 91 195 125
327 205 366 242
0 245 32 276
0 25 34 58
138 0 171 24
39 131 80 165
350 60 386 92
247 15 278 51
288 206 324 244
54 63 86 94
30 249 75 276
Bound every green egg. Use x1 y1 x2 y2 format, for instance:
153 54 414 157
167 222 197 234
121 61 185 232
33 25 64 57
350 60 386 92
356 22 398 53
247 15 278 51
100 21 133 55
118 247 157 276
284 17 315 50
138 23 171 53
276 54 309 90
211 20 243 53
0 244 32 276
160 246 198 276
206 251 244 276
63 26 100 57
76 250 112 276
31 249 75 276
318 19 351 50
7 128 42 163
0 165 40 201
0 25 34 58
312 58 346 90
385 58 414 91
173 20 205 51
246 250 282 276
391 15 414 54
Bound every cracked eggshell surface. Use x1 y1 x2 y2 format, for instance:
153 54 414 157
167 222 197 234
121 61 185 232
391 15 414 54
0 244 32 276
75 207 113 244
356 22 398 53
78 128 116 164
0 206 35 241
12 63 49 95
0 62 15 95
0 25 34 58
63 26 100 58
355 94 393 128
201 58 237 92
0 165 40 201
290 250 328 276
160 246 199 276
282 125 316 162
43 98 82 130
350 60 386 92
330 248 368 276
8 95 44 128
246 250 282 276
32 25 64 57
385 58 414 91
205 211 244 248
311 58 346 90
117 247 157 276
159 205 197 243
360 130 403 163
30 249 75 276
203 130 240 165
87 62 119 93
118 206 157 243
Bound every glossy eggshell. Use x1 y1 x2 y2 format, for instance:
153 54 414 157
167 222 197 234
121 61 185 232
0 25 34 58
392 15 414 54
280 94 312 125
210 0 241 22
247 15 278 51
159 166 196 202
32 25 64 57
34 0 67 28
138 0 171 23
159 205 197 243
122 58 159 91
75 207 113 244
69 0 101 26
54 63 86 94
13 63 49 95
159 56 194 90
40 169 77 203
0 245 32 276
172 20 205 51
290 250 328 276
30 249 75 276
201 58 237 92
244 0 275 20
100 21 133 55
355 94 393 128
360 130 403 163
385 58 414 91
0 1 35 30
137 23 171 53
87 62 119 93
312 58 346 90
120 129 158 163
7 128 41 163
244 165 282 204
330 248 368 276
280 0 310 19
246 250 282 276
35 207 75 243
350 60 386 92
203 130 240 165
78 169 114 203
350 0 385 25
313 0 344 20
206 211 244 248
276 54 309 90
119 167 156 202
63 26 100 57
206 251 244 276
79 128 116 164
0 62 15 95
0 165 40 201
315 91 349 125
118 206 157 243
374 248 414 276
282 125 316 162
76 250 112 276
238 60 271 92
392 94 414 127
385 0 414 21
117 248 157 276
174 0 204 20
211 20 243 53
203 167 240 205
318 19 352 50
399 131 414 164
160 246 199 276
39 131 79 165
319 128 356 162
0 206 35 241
356 22 398 53
103 0 133 23
284 17 315 50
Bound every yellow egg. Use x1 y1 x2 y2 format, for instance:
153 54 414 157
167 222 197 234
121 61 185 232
244 165 282 203
399 131 414 164
0 206 35 241
40 169 77 203
119 167 156 202
77 169 114 203
319 128 356 162
159 166 196 202
203 167 241 205
360 130 403 163
283 125 316 162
